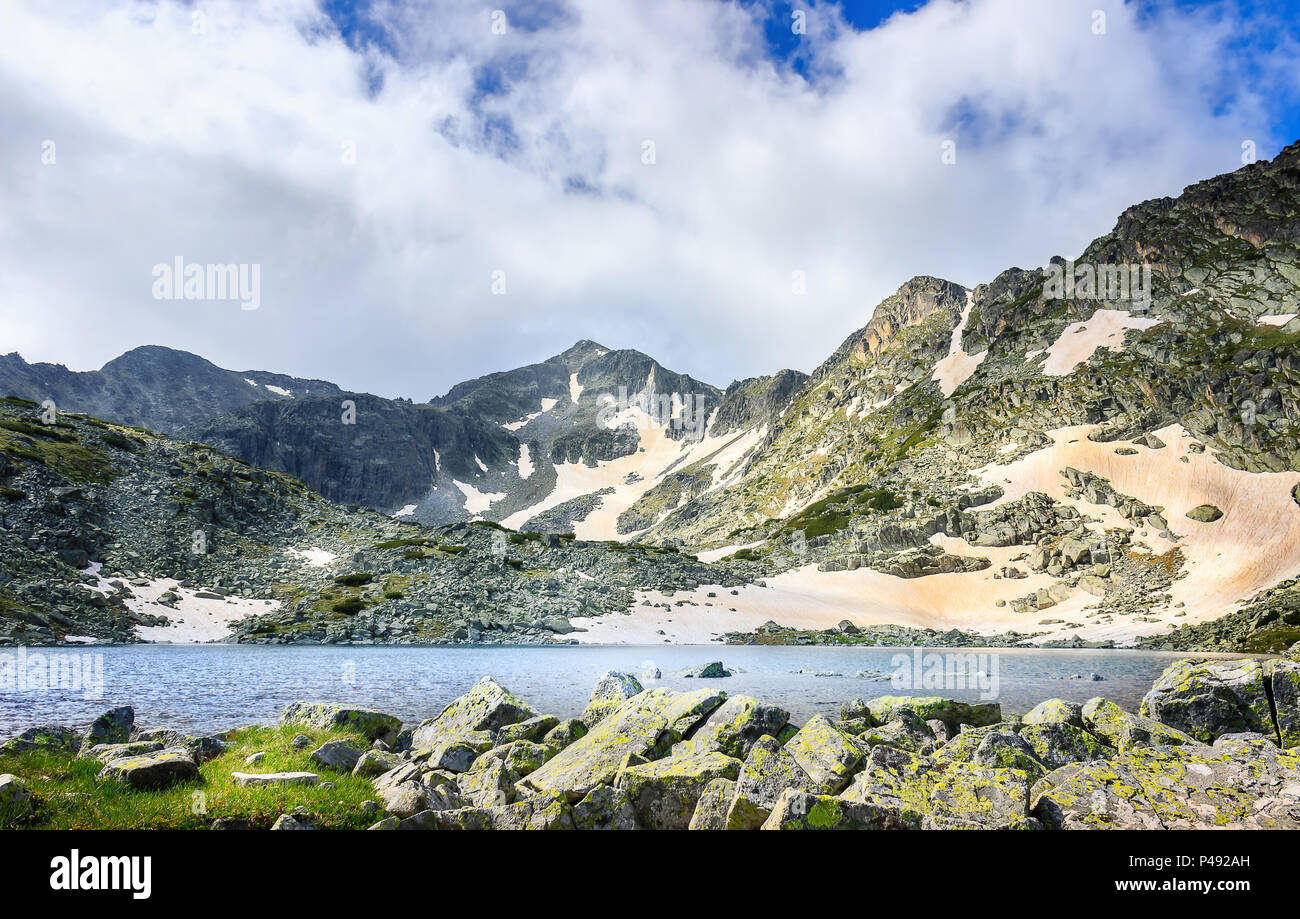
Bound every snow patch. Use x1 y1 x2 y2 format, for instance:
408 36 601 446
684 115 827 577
1040 309 1162 376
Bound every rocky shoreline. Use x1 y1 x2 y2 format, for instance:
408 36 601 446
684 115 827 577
2 654 1298 830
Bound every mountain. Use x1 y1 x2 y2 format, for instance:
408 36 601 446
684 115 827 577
0 346 343 436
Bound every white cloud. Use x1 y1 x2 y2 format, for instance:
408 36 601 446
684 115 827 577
0 0 1294 398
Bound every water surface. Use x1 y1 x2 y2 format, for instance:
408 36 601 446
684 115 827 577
0 644 1243 736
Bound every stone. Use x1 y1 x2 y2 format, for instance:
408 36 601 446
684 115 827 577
971 731 1047 777
231 771 320 787
572 784 639 830
1267 661 1300 748
280 702 401 744
85 706 134 747
352 749 401 777
541 719 587 751
1185 504 1224 522
615 751 742 830
783 715 865 795
270 809 317 830
495 715 560 745
858 708 937 754
725 734 814 829
1 724 82 755
411 677 534 752
580 672 644 726
1023 698 1085 728
1140 659 1273 743
840 745 936 826
132 729 227 763
309 739 365 772
675 695 789 760
687 777 735 830
925 764 1035 829
685 661 731 678
0 774 34 823
98 747 199 790
760 789 910 830
1082 697 1197 752
522 688 726 801
1019 722 1111 770
862 697 1001 733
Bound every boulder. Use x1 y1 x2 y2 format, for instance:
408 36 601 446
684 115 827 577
1022 698 1085 728
280 702 401 744
1267 661 1300 748
0 774 34 824
725 734 814 829
1185 504 1224 523
572 784 639 830
1 724 82 755
85 706 134 747
687 778 735 830
783 715 865 794
760 789 909 830
98 747 199 790
862 697 1001 733
1140 659 1273 743
580 672 644 727
541 719 587 751
411 677 534 752
79 741 163 763
615 751 742 829
840 745 937 826
496 715 560 745
231 771 320 787
352 750 401 777
310 739 365 772
971 731 1047 776
1019 722 1112 770
857 708 937 754
522 688 727 801
675 695 789 760
132 729 227 763
685 661 731 678
925 764 1035 829
426 734 493 773
270 808 317 830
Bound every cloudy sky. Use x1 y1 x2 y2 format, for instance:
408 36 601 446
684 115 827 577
2 0 1298 399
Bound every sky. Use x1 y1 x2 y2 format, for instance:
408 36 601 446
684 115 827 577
2 0 1299 400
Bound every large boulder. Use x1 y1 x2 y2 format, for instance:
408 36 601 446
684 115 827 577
1268 661 1300 748
496 715 560 746
85 706 134 747
522 688 726 801
1 724 82 755
675 695 789 760
1032 735 1300 829
783 715 865 794
861 697 1001 733
615 751 741 829
840 745 937 826
80 741 163 763
688 778 735 830
132 729 227 763
280 702 401 744
352 750 401 777
760 789 910 830
1022 698 1084 728
572 784 639 830
580 673 643 727
0 774 34 824
1139 659 1274 744
925 764 1036 829
1019 722 1112 770
1081 697 1197 751
411 677 534 752
97 747 199 790
857 707 937 755
541 719 587 751
725 734 814 829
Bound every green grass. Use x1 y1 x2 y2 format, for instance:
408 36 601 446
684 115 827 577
333 572 373 587
0 725 382 830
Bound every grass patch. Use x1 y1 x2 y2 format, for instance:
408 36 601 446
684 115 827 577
0 724 382 830
333 572 373 587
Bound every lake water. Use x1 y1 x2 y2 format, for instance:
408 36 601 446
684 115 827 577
0 644 1244 737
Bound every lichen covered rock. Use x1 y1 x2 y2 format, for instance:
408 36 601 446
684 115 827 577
280 702 401 744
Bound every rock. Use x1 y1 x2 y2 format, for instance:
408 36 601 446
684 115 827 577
309 739 365 772
426 735 493 773
291 733 313 750
684 661 731 679
210 818 253 830
760 789 909 830
245 752 266 767
541 719 588 751
783 715 865 794
572 784 639 830
132 729 226 763
496 715 560 745
1078 575 1109 597
971 731 1047 776
615 751 742 829
367 817 400 831
270 808 317 830
674 695 789 760
85 706 133 747
230 770 320 788
1140 659 1274 743
1022 698 1085 728
79 741 163 763
352 750 401 777
725 734 814 829
926 719 952 744
1267 661 1300 748
1032 738 1300 829
1 724 82 755
1019 722 1112 770
1082 697 1197 751
1185 504 1224 523
0 774 34 823
580 672 644 726
858 708 937 754
98 747 199 790
457 759 520 808
411 677 534 752
840 745 936 826
280 702 401 744
687 777 735 830
522 688 726 801
925 764 1035 829
862 696 1001 733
